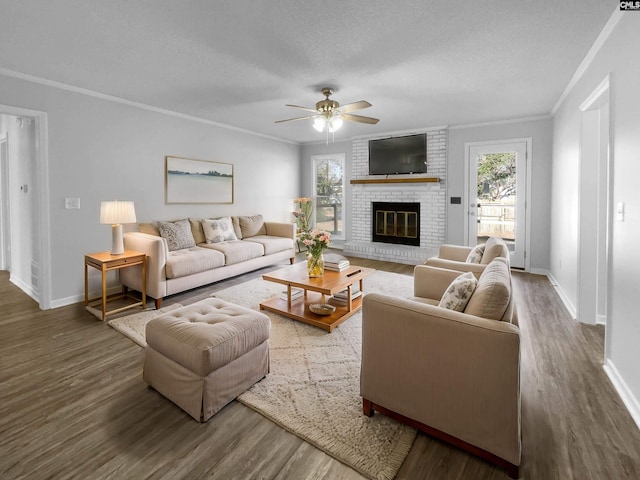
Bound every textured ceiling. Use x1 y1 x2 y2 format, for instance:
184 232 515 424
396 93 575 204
0 1 617 143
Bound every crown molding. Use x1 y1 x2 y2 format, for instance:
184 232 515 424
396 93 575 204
551 8 623 115
0 67 299 145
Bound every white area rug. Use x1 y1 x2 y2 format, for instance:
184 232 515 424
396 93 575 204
109 270 416 480
107 304 184 347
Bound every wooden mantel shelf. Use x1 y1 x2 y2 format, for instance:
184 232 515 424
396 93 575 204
350 177 439 185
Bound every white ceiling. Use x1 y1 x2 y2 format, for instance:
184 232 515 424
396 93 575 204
0 1 616 144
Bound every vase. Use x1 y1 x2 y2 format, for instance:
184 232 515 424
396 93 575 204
307 252 324 277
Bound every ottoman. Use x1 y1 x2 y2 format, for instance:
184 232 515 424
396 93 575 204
144 297 271 422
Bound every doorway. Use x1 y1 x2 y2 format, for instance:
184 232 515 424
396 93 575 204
466 139 530 269
0 135 9 270
0 106 51 309
578 78 610 329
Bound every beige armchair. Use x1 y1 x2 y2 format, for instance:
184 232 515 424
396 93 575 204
425 236 510 278
360 258 521 478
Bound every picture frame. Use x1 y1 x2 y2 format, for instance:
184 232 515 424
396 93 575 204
165 156 234 204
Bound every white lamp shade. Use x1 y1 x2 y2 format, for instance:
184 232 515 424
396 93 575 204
100 201 137 225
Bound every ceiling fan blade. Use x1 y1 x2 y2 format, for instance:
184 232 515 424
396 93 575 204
337 100 372 113
285 104 319 113
275 115 315 124
342 113 379 125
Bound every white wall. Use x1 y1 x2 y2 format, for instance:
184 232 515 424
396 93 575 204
447 117 553 272
551 12 640 425
0 74 301 307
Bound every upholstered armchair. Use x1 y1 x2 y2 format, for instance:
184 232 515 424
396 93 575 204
425 236 510 279
360 258 521 478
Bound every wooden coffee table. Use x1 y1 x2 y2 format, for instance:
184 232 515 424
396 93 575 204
260 263 375 332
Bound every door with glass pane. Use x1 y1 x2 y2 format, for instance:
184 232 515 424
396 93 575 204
312 154 345 240
467 141 528 269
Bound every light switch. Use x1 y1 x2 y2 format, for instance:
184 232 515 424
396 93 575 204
617 202 624 222
65 197 80 209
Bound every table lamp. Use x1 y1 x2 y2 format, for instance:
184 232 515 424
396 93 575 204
100 200 137 255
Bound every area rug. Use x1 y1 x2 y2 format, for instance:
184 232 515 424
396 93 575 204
106 304 184 347
110 270 416 480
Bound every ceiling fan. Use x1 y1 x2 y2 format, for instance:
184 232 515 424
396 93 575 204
276 88 379 133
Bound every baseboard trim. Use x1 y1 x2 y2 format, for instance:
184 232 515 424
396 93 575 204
603 359 640 431
49 285 123 309
10 275 39 304
546 272 577 320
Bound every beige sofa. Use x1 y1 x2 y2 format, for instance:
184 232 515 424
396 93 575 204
424 236 510 278
360 257 521 478
121 215 295 308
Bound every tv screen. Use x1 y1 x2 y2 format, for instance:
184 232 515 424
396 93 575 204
369 134 427 175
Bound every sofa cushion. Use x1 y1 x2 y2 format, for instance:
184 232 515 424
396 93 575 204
244 235 293 255
481 237 509 265
157 219 196 251
165 247 225 279
200 240 264 265
464 257 511 320
465 244 485 264
231 216 243 239
202 217 238 243
139 222 161 236
188 218 207 245
239 215 267 238
438 272 478 312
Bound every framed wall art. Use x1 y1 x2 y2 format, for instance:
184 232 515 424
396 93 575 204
165 156 234 204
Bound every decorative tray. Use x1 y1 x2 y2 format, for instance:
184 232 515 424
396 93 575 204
309 303 336 316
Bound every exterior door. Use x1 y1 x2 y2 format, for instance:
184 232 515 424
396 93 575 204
467 140 529 269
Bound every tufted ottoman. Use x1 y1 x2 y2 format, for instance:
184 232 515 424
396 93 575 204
144 297 270 422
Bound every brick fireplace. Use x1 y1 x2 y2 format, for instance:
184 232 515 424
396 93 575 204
344 128 447 264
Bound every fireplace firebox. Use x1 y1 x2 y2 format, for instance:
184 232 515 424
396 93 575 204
372 202 420 246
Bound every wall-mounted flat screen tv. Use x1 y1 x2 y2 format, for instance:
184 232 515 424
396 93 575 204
368 133 427 175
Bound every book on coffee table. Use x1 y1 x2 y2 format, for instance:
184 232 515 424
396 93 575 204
324 253 350 271
330 283 362 305
280 288 304 301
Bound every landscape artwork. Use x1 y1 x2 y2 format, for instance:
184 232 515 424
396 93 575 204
165 156 234 204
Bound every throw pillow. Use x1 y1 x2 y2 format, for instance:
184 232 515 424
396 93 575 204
157 219 196 251
239 214 266 238
466 244 486 263
438 271 478 312
202 217 238 244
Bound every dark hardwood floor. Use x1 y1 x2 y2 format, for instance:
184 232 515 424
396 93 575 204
1 251 639 479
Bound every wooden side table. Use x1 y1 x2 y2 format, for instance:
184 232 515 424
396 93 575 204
84 250 147 321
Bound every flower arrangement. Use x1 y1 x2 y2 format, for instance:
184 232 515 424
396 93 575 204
300 228 331 277
292 197 314 234
300 228 331 257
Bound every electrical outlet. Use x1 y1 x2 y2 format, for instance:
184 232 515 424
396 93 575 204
65 197 80 209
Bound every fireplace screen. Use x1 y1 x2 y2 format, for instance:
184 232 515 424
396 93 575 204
372 202 420 246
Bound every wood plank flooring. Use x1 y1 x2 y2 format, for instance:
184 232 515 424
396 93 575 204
1 252 640 479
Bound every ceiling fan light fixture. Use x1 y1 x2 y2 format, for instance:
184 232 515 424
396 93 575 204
328 115 343 132
313 116 327 132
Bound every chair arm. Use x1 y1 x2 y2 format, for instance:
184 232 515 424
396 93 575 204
413 264 462 300
121 232 168 300
264 222 296 240
360 293 521 466
424 258 487 279
436 244 473 262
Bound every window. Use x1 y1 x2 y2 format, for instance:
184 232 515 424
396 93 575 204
312 154 345 240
